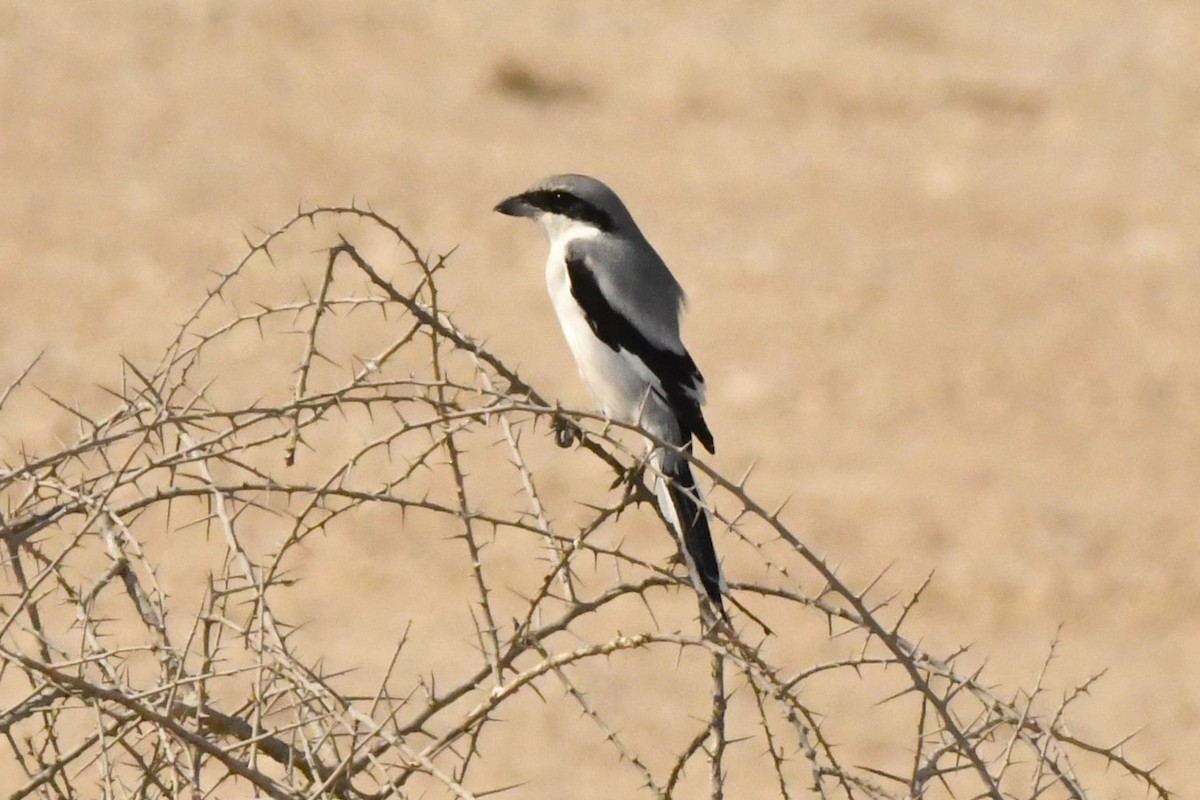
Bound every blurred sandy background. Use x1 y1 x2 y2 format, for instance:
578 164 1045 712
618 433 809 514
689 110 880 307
2 2 1198 795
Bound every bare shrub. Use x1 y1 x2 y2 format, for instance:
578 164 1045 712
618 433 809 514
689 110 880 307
0 208 1169 799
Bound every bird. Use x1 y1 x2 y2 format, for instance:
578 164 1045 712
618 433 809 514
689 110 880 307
495 173 726 613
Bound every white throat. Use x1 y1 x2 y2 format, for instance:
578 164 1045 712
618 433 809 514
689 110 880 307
536 213 605 247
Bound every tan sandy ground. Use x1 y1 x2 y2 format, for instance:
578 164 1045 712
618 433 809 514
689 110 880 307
2 2 1198 796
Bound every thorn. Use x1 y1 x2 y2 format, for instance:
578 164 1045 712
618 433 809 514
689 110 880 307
857 560 896 603
736 458 758 489
769 492 794 520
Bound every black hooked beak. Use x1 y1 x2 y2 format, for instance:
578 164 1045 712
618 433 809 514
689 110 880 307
494 192 537 218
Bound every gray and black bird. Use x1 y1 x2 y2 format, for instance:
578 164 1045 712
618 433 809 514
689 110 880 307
495 174 725 611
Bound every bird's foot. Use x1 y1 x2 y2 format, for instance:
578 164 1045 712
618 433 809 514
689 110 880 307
608 459 646 491
552 411 581 449
612 458 656 499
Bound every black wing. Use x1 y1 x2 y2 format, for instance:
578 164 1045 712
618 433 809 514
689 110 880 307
565 251 715 454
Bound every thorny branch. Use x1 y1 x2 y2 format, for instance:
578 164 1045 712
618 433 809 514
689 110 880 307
0 207 1169 800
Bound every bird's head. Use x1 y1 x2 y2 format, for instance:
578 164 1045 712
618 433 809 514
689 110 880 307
494 174 637 242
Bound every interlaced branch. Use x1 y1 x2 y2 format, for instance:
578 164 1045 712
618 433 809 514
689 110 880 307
0 206 1169 800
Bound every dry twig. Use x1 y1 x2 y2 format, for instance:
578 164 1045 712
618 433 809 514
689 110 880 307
0 207 1169 800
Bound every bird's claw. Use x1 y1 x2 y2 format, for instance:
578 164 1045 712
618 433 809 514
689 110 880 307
609 460 646 491
611 461 656 509
553 413 581 448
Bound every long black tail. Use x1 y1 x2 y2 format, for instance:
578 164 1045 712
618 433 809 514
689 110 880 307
657 450 725 610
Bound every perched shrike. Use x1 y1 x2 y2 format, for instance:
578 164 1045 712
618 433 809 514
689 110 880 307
495 174 726 611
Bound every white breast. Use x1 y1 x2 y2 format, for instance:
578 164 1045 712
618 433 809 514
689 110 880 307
544 240 656 425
